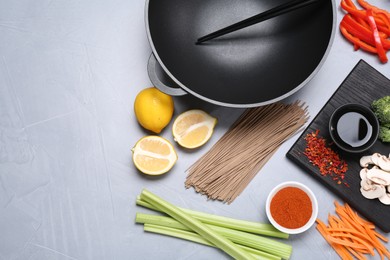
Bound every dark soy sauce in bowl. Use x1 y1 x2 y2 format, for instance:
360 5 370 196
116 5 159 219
336 112 373 148
329 104 379 153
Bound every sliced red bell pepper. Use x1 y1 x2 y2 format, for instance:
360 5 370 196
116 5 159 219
342 14 390 49
340 25 378 53
341 0 390 34
341 0 367 20
340 0 390 63
341 18 374 47
357 0 390 21
366 8 388 63
376 12 390 35
356 0 390 35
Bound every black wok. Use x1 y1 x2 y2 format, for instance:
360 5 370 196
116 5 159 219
146 0 335 107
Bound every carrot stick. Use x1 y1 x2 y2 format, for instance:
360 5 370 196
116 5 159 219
347 210 376 232
346 204 390 258
328 233 375 255
317 202 390 260
326 235 368 250
336 208 367 234
363 225 390 259
328 215 341 228
316 218 332 232
316 220 353 260
327 228 374 244
374 231 389 243
344 204 374 228
345 246 366 260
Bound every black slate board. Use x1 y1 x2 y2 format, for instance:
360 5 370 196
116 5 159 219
287 60 390 233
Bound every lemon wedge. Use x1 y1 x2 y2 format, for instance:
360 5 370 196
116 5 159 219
172 109 217 149
132 136 178 175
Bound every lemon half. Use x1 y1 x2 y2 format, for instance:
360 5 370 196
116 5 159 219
132 136 177 175
172 109 217 149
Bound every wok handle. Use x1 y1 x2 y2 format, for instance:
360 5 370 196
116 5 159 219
147 54 187 96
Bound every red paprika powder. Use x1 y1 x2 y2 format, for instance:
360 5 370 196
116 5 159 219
270 187 312 229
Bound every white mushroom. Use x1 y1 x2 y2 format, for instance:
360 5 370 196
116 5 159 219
360 169 373 188
360 184 386 199
378 193 390 205
360 178 373 189
359 153 390 206
377 155 390 172
360 168 369 180
366 168 390 186
360 155 374 168
371 153 382 166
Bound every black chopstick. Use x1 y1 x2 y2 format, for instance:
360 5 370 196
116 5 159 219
196 0 321 44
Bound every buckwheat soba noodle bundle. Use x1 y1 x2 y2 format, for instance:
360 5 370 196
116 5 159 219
185 101 309 204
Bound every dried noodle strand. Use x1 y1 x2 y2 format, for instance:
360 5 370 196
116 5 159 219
185 101 309 204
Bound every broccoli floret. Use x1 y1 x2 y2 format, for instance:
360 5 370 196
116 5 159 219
379 126 390 142
371 96 390 125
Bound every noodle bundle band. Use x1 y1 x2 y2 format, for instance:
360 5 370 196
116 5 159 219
185 101 309 204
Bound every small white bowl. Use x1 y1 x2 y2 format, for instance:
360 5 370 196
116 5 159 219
265 181 318 234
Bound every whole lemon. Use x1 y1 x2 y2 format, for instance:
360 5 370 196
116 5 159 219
134 87 174 134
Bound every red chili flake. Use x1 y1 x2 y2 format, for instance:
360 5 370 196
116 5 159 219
303 130 349 186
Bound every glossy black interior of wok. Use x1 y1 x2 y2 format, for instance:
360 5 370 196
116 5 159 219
147 0 334 106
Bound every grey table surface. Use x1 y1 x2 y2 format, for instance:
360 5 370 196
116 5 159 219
0 0 389 259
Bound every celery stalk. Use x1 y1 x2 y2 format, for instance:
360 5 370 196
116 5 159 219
140 189 256 260
211 225 292 259
136 213 291 260
136 195 288 239
144 224 281 260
